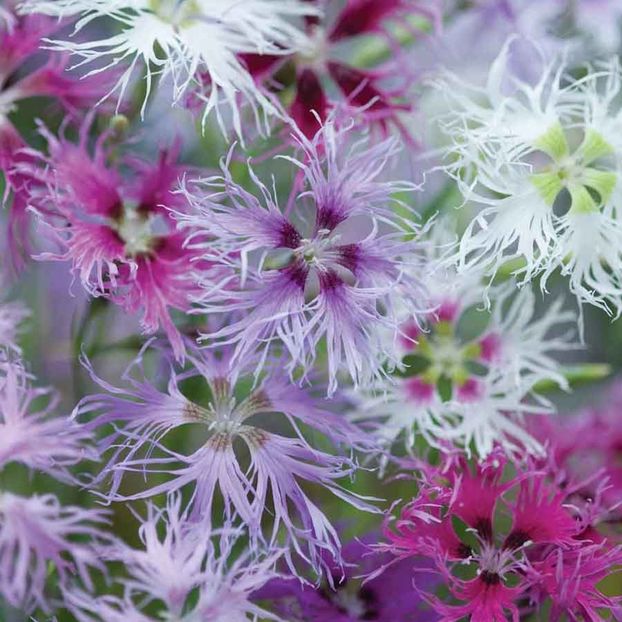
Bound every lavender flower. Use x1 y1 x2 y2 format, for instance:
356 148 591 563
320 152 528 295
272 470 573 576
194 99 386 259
78 346 377 571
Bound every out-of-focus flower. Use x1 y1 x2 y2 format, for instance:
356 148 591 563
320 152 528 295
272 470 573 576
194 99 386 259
254 535 438 621
75 494 282 622
0 358 93 479
77 346 377 571
25 118 208 360
352 228 575 458
0 294 28 353
381 448 622 621
0 492 108 613
0 2 113 270
437 42 622 316
177 119 425 394
19 0 321 137
241 0 440 140
531 379 622 525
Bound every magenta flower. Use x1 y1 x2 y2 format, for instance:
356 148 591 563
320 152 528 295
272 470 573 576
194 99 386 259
242 0 440 139
254 535 438 622
177 120 425 394
381 448 620 621
26 119 208 360
77 347 377 571
0 4 113 270
0 358 93 480
0 492 108 613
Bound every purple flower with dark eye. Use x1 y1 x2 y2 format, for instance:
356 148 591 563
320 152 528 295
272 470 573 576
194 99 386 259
177 119 426 394
254 535 439 622
77 346 378 572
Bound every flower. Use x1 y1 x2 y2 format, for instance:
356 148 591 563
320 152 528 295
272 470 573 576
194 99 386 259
0 294 28 353
77 346 377 571
176 119 425 394
437 42 622 315
19 0 321 137
0 3 113 270
381 449 620 621
25 118 207 360
254 535 438 622
352 238 574 457
82 494 282 622
0 492 108 613
241 0 440 140
0 358 93 480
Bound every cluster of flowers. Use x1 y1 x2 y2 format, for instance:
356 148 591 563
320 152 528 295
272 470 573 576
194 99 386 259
0 0 621 620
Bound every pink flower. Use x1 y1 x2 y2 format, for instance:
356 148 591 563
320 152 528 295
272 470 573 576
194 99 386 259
27 120 208 360
0 359 93 480
0 5 114 270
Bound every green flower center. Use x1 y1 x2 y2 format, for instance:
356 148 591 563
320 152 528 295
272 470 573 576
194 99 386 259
531 123 617 214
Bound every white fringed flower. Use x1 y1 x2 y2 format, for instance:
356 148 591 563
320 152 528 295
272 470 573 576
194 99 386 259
19 0 319 136
437 39 622 316
351 237 576 459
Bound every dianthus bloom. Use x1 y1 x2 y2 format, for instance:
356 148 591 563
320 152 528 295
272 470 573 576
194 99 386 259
0 358 107 612
242 0 440 139
353 231 575 458
66 494 281 622
438 42 622 316
26 119 207 360
381 448 622 621
177 120 426 394
0 2 111 268
19 0 321 136
78 346 376 571
254 535 438 622
0 291 28 353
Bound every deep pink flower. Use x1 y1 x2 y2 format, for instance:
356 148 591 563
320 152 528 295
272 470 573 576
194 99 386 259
242 0 440 139
379 449 616 621
26 120 208 360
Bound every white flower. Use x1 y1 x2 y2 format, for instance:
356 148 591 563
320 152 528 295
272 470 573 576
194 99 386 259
351 242 575 459
437 39 622 316
19 0 320 136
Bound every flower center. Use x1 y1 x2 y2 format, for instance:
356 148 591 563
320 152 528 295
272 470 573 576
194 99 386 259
296 229 337 267
296 25 329 72
531 123 617 214
116 207 156 256
148 0 198 27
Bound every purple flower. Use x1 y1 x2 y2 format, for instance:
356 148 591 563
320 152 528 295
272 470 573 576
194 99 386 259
0 358 93 480
77 347 377 571
177 119 426 394
67 494 283 622
254 535 439 622
0 492 108 613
